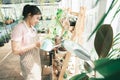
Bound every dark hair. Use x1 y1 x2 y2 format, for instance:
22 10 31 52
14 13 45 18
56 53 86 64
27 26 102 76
22 4 42 19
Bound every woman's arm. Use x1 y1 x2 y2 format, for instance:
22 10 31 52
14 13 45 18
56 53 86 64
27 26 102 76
11 40 40 55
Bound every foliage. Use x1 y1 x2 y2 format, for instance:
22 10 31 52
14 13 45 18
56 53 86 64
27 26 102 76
94 24 113 58
94 58 120 77
44 8 71 42
107 32 120 58
70 73 88 80
88 0 119 40
69 24 120 80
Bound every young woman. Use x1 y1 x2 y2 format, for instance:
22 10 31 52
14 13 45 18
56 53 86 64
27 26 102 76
11 4 42 80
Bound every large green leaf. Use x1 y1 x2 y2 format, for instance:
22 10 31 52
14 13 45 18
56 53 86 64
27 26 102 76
94 24 113 58
69 73 88 80
94 58 120 78
89 74 120 80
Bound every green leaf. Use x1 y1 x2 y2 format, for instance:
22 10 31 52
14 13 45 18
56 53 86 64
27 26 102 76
69 73 88 80
56 9 63 20
114 8 120 16
84 61 93 73
113 33 120 45
93 0 99 8
113 37 120 44
89 71 120 80
62 30 68 37
94 24 113 58
89 78 104 80
63 72 67 79
113 33 120 41
89 77 120 80
88 0 116 40
88 13 107 40
111 0 118 9
111 4 120 23
94 58 120 77
108 48 120 58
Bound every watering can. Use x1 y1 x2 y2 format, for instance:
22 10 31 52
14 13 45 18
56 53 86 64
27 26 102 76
40 39 60 51
41 39 91 61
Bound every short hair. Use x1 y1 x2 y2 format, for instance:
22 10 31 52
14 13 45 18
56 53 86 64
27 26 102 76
22 4 42 19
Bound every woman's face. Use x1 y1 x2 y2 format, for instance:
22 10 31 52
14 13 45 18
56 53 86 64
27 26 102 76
29 14 41 26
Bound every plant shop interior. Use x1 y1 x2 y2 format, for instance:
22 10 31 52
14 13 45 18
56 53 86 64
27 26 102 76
0 0 120 80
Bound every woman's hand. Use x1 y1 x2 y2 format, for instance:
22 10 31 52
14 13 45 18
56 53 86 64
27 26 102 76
35 41 41 48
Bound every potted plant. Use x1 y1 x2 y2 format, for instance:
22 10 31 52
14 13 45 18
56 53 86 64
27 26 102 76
41 8 70 51
4 17 14 25
66 24 120 80
0 36 5 47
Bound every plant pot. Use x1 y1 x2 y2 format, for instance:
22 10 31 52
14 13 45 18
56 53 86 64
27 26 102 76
0 43 4 47
0 38 4 46
5 19 14 25
69 20 76 26
58 47 67 54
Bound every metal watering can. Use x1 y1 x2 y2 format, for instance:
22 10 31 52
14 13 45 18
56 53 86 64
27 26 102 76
40 39 60 51
41 39 91 61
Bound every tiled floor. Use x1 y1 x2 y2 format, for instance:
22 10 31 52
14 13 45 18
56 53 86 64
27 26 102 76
0 41 51 80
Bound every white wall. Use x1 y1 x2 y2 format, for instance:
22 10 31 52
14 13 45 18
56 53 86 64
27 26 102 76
104 0 120 35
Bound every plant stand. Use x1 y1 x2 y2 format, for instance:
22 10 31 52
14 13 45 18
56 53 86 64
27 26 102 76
52 52 71 80
72 7 86 44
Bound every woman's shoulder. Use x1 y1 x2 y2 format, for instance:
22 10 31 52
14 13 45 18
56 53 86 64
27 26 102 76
15 22 24 28
13 22 25 30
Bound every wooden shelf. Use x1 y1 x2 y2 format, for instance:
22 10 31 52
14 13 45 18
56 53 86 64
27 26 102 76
52 52 71 80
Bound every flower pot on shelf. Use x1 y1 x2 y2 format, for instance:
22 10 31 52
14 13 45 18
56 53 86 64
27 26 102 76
57 47 67 54
5 19 14 25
